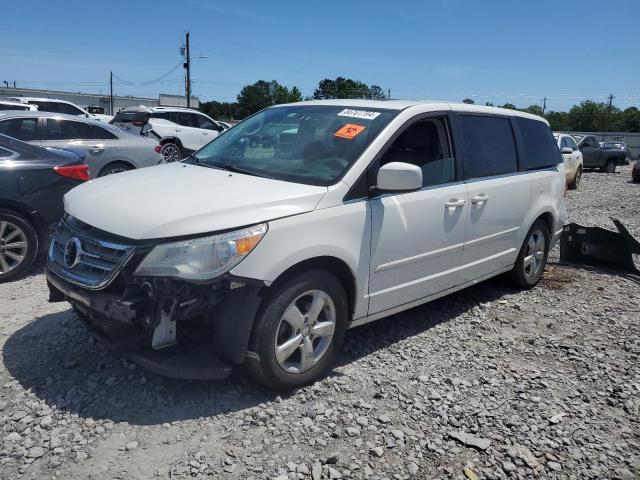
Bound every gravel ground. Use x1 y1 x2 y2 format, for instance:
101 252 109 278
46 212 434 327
0 164 638 480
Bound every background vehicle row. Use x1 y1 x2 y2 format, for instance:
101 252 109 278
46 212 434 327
0 111 162 177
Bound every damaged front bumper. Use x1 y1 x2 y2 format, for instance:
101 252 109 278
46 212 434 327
46 265 262 380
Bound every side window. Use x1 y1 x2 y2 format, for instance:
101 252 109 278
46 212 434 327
32 101 57 113
0 118 38 141
459 115 517 178
516 118 561 170
380 117 455 187
58 103 85 116
176 112 198 127
195 114 218 131
45 119 98 140
90 125 118 140
560 137 570 149
569 137 578 150
0 147 16 158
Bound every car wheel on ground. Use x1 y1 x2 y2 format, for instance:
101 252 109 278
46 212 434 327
508 219 550 289
98 161 134 177
0 210 38 283
602 159 616 173
245 270 348 391
160 142 182 163
569 166 582 190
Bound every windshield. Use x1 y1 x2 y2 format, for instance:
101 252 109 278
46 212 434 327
192 105 399 186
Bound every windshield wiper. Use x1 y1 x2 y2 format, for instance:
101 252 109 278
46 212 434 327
220 163 268 178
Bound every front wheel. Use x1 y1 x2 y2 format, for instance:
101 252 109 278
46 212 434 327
508 219 550 289
245 270 348 391
98 161 133 177
569 166 582 190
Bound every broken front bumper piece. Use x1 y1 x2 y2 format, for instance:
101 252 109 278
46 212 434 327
560 218 640 275
46 265 262 380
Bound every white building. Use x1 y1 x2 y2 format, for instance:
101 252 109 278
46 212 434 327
0 87 199 114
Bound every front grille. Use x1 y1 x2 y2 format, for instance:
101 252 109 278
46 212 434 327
48 218 135 290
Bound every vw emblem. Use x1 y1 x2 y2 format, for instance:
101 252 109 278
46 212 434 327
64 237 83 268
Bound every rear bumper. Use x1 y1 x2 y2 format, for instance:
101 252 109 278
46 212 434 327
46 265 262 380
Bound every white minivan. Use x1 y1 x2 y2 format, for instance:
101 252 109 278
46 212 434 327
46 100 566 390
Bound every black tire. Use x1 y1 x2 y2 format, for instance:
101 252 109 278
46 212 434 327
632 169 640 183
160 142 182 163
568 166 582 190
98 161 133 177
601 159 616 173
508 219 550 289
0 210 38 283
245 270 348 391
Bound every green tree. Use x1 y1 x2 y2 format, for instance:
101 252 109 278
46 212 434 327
313 77 376 99
484 102 494 106
522 104 544 116
567 100 608 131
368 85 388 100
499 103 517 110
621 107 640 133
236 80 303 117
546 111 570 131
462 98 475 104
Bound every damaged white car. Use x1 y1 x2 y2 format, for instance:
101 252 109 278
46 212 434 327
46 100 566 390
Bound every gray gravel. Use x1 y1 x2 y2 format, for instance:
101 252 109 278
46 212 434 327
1 164 638 480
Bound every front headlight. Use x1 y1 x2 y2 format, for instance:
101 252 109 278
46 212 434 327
134 223 267 280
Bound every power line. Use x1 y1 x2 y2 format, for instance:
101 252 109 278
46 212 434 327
112 61 183 87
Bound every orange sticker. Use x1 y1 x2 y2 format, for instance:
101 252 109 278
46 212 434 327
334 123 366 139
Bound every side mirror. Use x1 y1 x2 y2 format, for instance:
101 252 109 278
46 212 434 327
376 162 423 192
561 147 573 154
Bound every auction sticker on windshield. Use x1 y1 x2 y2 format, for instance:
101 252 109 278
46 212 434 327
337 109 381 120
334 124 366 139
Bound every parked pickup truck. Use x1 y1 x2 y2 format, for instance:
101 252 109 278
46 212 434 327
574 135 627 172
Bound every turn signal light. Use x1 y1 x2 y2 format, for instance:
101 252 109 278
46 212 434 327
54 164 91 182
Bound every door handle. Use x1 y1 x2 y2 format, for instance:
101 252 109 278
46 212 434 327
471 194 489 204
445 199 465 209
89 145 104 153
175 128 182 132
203 132 208 135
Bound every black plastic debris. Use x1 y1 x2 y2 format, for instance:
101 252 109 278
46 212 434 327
560 218 640 275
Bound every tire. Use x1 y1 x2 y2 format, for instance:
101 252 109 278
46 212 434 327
245 270 348 391
633 170 640 183
98 161 134 177
160 142 182 163
601 159 616 173
508 219 550 289
568 166 582 190
0 210 38 283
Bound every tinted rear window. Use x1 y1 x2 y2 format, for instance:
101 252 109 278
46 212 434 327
112 111 149 123
459 115 518 179
516 117 561 170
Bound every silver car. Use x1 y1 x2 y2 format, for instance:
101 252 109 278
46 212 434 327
0 111 162 177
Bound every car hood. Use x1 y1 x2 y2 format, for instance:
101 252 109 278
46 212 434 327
64 163 328 240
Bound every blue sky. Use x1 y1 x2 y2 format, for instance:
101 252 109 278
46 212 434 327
3 0 639 111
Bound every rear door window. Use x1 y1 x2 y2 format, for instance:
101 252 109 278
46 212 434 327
91 125 118 140
45 119 99 140
151 111 176 122
195 114 219 131
458 115 518 179
0 118 39 141
177 112 199 128
516 117 561 170
57 103 85 116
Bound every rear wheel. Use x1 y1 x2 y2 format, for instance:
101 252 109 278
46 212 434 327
601 159 616 173
98 161 133 177
569 166 582 190
245 270 348 391
0 210 38 283
508 219 549 289
160 142 182 163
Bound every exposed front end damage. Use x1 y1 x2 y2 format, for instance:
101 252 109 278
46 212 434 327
45 216 263 380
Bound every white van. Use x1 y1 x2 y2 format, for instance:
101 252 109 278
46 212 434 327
46 100 566 390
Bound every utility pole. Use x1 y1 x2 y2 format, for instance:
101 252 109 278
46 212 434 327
542 97 547 115
184 32 191 108
387 88 391 100
109 71 114 115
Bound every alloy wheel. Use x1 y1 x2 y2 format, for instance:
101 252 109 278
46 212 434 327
161 144 181 163
274 290 336 374
0 221 27 275
523 229 546 280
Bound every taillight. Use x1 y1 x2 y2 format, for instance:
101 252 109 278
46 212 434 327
54 164 91 182
154 145 162 153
